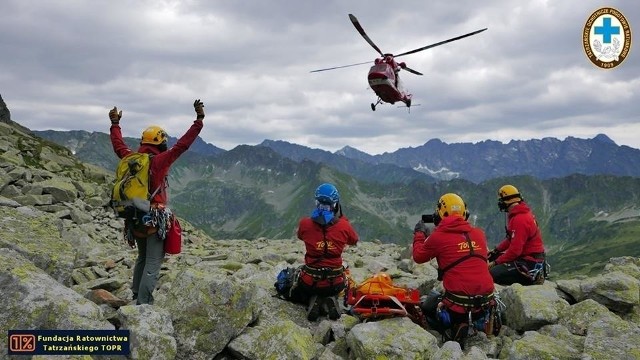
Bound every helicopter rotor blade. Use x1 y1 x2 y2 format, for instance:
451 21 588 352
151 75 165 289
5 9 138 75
310 60 372 73
403 66 423 76
349 14 384 57
395 28 488 58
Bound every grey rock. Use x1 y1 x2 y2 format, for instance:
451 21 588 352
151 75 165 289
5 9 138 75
0 248 113 356
228 319 317 360
0 195 20 207
116 305 177 360
347 317 439 359
0 184 21 197
500 284 569 331
503 331 582 360
14 194 53 206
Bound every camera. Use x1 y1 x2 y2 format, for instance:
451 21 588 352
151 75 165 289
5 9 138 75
422 214 435 223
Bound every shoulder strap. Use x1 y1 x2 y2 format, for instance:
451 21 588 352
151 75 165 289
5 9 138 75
438 233 487 279
146 153 167 200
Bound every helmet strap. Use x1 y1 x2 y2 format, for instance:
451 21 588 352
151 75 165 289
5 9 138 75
498 194 521 212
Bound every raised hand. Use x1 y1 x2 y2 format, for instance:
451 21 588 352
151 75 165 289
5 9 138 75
193 99 205 120
109 107 122 125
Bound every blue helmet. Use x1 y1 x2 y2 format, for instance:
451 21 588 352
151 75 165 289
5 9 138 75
315 183 340 205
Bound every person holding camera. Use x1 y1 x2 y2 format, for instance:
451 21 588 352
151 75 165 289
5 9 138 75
488 185 547 285
413 193 497 342
296 183 359 321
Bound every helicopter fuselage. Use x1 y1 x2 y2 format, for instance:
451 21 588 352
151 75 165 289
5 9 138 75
368 60 411 107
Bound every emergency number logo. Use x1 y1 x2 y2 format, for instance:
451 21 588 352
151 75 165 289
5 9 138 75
583 7 632 69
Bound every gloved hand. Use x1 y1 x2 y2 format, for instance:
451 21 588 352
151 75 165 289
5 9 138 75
488 261 496 269
109 107 122 125
414 220 429 235
487 248 500 262
194 99 205 120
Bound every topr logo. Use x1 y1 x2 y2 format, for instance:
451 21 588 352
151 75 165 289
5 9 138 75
583 7 632 69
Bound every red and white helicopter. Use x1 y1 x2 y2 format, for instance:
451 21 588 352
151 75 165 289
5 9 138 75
311 14 487 111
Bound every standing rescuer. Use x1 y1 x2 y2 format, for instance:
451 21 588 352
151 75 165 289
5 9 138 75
488 184 547 286
109 99 205 304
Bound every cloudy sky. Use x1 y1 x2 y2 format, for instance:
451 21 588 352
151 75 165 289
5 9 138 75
1 0 638 155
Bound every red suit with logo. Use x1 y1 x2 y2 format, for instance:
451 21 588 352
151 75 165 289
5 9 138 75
413 216 494 313
495 201 545 264
297 216 358 289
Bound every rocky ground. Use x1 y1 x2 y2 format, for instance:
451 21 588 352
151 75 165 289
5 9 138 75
1 110 640 359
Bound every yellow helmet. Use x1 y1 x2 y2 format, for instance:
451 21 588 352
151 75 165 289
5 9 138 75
436 193 469 220
498 184 522 211
141 125 168 145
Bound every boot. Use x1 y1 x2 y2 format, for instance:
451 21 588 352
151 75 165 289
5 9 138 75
324 296 341 320
307 296 320 321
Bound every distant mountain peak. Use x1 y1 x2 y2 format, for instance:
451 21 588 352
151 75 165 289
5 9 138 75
425 138 444 145
592 133 616 145
259 139 293 146
335 145 369 156
336 145 357 152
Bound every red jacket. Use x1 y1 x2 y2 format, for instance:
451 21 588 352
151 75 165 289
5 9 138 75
297 216 359 269
413 216 494 299
110 120 203 205
495 201 545 264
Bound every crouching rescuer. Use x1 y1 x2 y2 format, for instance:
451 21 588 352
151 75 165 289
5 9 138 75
295 183 359 321
488 184 548 286
109 99 205 305
412 193 503 345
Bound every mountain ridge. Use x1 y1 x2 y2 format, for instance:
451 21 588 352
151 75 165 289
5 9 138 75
261 134 640 183
33 126 640 184
0 95 637 277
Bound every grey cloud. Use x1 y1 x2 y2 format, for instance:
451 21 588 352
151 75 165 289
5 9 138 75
0 0 638 155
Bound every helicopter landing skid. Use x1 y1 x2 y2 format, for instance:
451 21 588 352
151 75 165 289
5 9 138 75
397 103 420 113
371 98 383 111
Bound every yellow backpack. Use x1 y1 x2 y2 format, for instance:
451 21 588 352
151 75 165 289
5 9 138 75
111 153 159 218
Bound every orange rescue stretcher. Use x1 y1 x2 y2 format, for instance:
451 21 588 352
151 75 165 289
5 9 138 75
345 272 426 328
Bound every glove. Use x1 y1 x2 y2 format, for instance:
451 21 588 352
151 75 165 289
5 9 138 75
488 261 496 269
414 220 429 235
487 248 498 262
109 107 122 125
194 99 205 120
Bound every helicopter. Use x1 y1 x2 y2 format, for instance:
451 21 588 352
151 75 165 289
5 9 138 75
311 14 487 111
